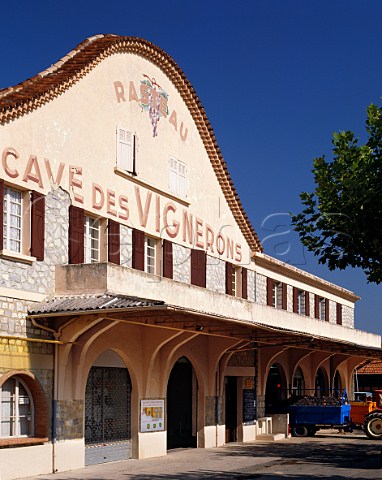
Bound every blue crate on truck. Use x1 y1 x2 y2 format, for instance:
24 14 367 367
288 404 351 425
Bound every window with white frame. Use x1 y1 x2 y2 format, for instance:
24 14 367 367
3 187 22 253
318 297 326 321
232 267 237 296
144 236 157 274
0 377 34 437
84 216 100 263
272 282 283 309
297 290 306 315
232 266 241 297
169 157 187 197
117 127 136 173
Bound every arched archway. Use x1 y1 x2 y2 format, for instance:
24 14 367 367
84 350 132 464
292 366 305 397
333 370 343 397
265 363 287 412
166 356 197 449
315 367 329 397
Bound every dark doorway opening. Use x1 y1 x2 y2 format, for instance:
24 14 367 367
265 364 286 413
315 367 329 397
225 376 237 443
167 357 197 449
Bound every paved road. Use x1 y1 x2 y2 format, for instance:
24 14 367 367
25 430 382 480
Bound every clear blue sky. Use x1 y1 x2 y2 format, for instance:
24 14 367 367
1 0 382 335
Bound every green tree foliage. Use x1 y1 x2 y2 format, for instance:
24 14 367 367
292 104 382 283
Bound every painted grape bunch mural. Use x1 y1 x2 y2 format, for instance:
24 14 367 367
140 75 169 137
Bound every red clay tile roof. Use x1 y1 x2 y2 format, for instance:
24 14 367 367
357 360 382 374
0 34 262 253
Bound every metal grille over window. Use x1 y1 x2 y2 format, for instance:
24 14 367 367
84 216 100 263
85 367 131 445
3 187 22 253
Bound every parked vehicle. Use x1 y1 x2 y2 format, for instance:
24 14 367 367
349 392 376 427
288 396 351 437
362 390 382 439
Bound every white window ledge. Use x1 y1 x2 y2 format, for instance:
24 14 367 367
0 250 36 264
114 167 190 206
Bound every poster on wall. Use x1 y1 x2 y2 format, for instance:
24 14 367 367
140 399 165 432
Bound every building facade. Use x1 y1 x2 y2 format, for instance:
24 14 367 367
0 35 381 479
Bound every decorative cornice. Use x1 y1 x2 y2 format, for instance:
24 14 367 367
254 253 360 302
0 34 262 253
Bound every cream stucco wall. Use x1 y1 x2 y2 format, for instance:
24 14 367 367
0 443 52 479
0 53 249 267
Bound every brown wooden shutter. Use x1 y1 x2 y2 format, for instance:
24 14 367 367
68 205 84 264
0 179 4 250
163 239 173 279
336 303 342 325
314 295 319 319
325 299 330 322
132 228 145 271
108 219 120 265
305 291 310 317
225 262 233 295
293 287 298 313
242 267 248 299
282 283 287 310
191 249 206 287
267 277 273 306
31 191 45 261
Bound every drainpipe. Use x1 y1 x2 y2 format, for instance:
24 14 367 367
52 336 59 473
31 318 59 473
30 316 78 473
215 361 220 447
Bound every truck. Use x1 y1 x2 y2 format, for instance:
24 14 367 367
359 390 382 440
287 396 352 437
349 392 376 427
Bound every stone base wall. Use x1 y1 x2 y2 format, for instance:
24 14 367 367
247 270 255 302
56 400 84 441
206 256 225 294
173 244 190 283
343 305 354 328
255 273 267 305
120 225 133 267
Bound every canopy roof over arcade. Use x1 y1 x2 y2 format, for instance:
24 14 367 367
28 293 382 360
